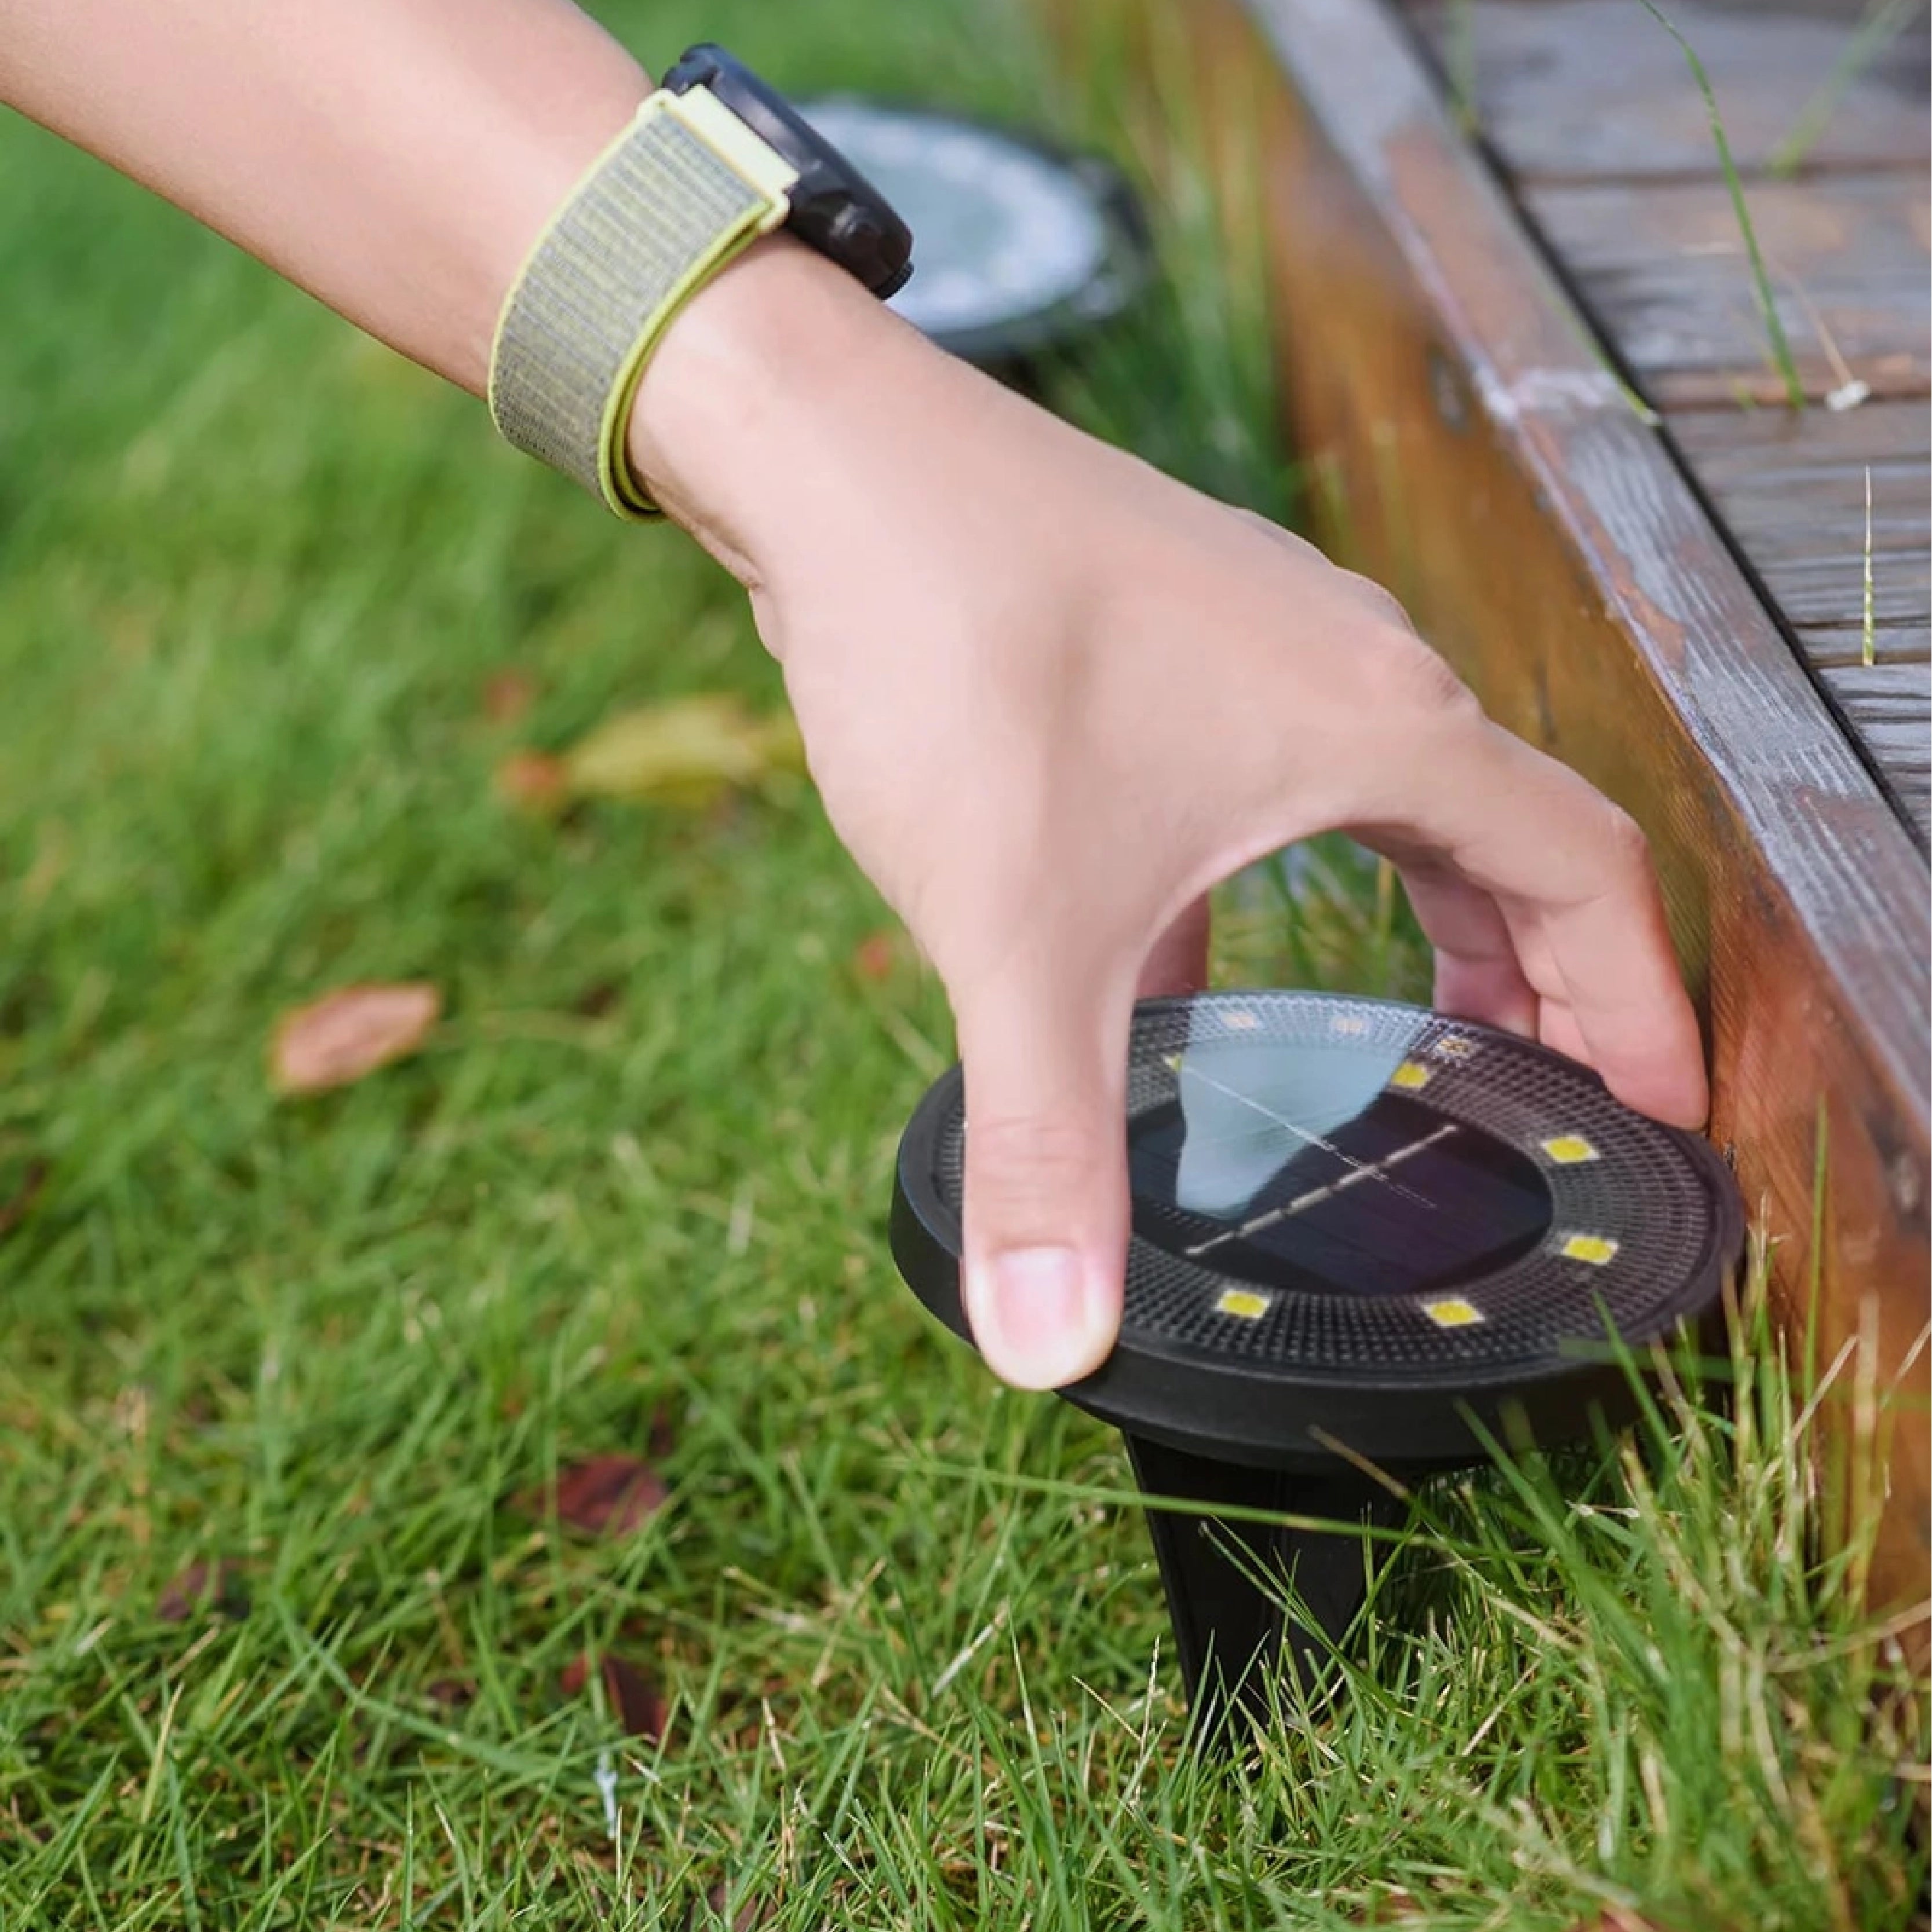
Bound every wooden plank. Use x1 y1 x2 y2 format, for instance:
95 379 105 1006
1817 660 1932 841
1041 0 1930 1652
1670 400 1932 633
1524 173 1931 406
1802 621 1931 669
1404 0 1931 180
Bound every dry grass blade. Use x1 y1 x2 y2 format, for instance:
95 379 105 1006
1862 464 1876 666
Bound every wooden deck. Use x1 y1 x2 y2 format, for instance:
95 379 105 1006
1406 0 1931 841
1041 0 1931 1642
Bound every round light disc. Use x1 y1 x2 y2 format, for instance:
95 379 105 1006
800 97 1150 365
891 992 1743 1468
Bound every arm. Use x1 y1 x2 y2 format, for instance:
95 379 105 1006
2 0 1712 1391
0 0 643 395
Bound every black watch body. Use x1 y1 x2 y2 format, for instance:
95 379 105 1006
661 45 915 300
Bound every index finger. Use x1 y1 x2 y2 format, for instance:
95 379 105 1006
1361 718 1709 1128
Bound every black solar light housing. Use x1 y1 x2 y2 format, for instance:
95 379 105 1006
797 96 1151 370
891 991 1744 1737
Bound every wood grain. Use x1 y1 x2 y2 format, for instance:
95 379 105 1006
1525 173 1931 406
1667 403 1931 836
1404 0 1931 180
1040 0 1930 1652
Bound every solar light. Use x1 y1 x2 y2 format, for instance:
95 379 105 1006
799 97 1151 369
891 991 1743 1737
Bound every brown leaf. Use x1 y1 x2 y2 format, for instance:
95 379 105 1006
424 1676 475 1711
562 1650 666 1741
270 982 441 1095
548 1454 669 1538
1344 1891 1421 1926
482 669 539 724
494 750 569 814
560 695 804 808
156 1557 249 1623
851 931 899 982
706 1880 774 1930
0 1157 48 1242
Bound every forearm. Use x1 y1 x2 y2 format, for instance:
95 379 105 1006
0 0 648 394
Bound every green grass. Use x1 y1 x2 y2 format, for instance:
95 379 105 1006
1769 0 1928 177
0 2 1923 1926
1636 0 1807 411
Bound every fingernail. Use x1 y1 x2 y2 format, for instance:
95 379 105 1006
965 1245 1111 1391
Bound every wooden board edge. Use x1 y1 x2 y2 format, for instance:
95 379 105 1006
1038 0 1930 1639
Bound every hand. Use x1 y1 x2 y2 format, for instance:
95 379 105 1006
634 244 1709 1392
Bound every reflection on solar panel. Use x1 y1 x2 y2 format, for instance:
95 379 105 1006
1129 1090 1552 1300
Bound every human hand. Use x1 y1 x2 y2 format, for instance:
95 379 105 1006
633 244 1709 1392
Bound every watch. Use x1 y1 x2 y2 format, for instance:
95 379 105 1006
488 45 914 519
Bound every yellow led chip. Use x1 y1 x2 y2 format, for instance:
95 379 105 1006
1331 1014 1369 1036
1215 1288 1273 1321
1541 1135 1599 1165
1431 1034 1477 1060
1223 1009 1260 1031
1421 1297 1484 1328
1388 1060 1432 1091
1560 1233 1619 1266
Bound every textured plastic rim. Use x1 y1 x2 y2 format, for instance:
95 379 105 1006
891 991 1745 1471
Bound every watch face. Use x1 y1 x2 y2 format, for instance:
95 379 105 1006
664 46 914 298
890 991 1744 1467
796 98 1150 364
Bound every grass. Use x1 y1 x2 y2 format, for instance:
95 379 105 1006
1769 0 1929 177
1635 0 1807 411
0 0 1924 1926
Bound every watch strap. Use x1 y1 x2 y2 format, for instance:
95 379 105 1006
489 87 799 519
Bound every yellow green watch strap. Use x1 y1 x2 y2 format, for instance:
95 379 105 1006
488 86 799 519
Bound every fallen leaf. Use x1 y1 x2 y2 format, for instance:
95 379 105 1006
546 1454 669 1538
270 982 441 1095
494 750 569 814
560 695 804 808
562 1650 666 1741
482 669 539 724
424 1676 475 1711
156 1558 249 1623
705 1880 774 1929
0 1157 48 1241
851 931 899 982
1343 1889 1426 1925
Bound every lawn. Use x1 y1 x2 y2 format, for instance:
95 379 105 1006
0 1 1922 1926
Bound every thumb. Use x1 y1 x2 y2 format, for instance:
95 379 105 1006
951 961 1136 1392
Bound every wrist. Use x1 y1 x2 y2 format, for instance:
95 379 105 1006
621 236 939 585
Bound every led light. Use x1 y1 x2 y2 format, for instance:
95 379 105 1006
1431 1034 1477 1060
1223 1009 1260 1031
1215 1288 1273 1321
1421 1297 1484 1328
1541 1135 1599 1165
1389 1060 1432 1091
1561 1233 1619 1266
